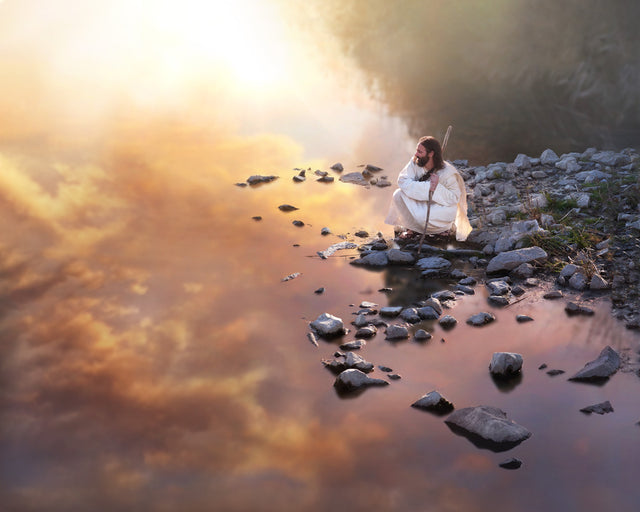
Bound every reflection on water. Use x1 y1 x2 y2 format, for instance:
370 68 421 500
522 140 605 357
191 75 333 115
1 1 640 511
302 0 640 164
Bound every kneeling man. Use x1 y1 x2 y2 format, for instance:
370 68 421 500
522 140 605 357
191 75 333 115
385 135 472 242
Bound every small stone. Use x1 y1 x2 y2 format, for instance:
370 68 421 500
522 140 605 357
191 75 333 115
411 390 454 414
339 340 366 350
590 274 609 290
516 314 534 323
385 324 409 340
499 458 523 470
278 204 298 211
355 325 378 338
314 287 325 294
320 227 331 235
414 329 432 341
543 290 563 299
580 401 614 415
467 312 496 326
310 313 346 338
354 230 369 238
438 315 457 328
565 302 595 316
546 369 565 376
538 364 548 370
388 374 402 380
489 352 523 377
330 163 344 172
569 346 620 381
488 295 510 307
252 216 262 221
379 306 403 317
379 366 393 372
334 369 389 392
292 220 305 227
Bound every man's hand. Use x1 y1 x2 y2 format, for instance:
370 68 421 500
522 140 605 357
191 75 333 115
429 174 439 192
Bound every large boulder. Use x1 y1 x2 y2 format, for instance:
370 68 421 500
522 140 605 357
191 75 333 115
486 247 548 274
334 369 389 392
568 346 620 382
444 406 532 452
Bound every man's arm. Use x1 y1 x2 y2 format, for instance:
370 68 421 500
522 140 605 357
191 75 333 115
397 161 432 201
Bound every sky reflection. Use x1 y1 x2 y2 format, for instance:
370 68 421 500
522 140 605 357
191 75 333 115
1 1 640 511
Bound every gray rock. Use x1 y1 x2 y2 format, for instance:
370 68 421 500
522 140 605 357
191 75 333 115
556 156 581 172
590 274 609 290
387 249 415 264
487 280 511 295
323 352 374 373
569 346 621 381
353 314 371 328
417 306 440 320
514 153 531 169
339 172 370 186
385 324 409 340
334 369 389 392
414 329 432 341
499 458 523 470
540 149 559 165
379 306 403 317
350 252 389 267
489 352 523 376
591 151 630 167
320 227 331 235
568 272 588 290
580 401 614 415
559 263 578 279
488 295 510 307
459 277 477 286
355 325 377 338
486 247 548 274
411 391 454 414
310 313 346 338
400 308 421 323
339 340 366 350
330 162 344 172
467 312 496 326
510 263 534 279
438 315 457 328
575 170 611 182
444 406 532 451
416 257 452 270
531 170 548 179
565 302 595 316
278 203 298 211
247 175 278 185
575 193 590 208
516 314 534 323
543 290 563 299
456 284 475 295
540 213 555 227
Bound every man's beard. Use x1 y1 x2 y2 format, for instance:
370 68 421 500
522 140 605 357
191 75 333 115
415 156 428 167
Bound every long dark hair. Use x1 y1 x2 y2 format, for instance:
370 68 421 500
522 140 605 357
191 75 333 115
418 136 444 170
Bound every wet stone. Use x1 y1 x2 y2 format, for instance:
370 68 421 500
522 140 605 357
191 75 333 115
546 369 565 376
385 324 410 340
467 312 496 326
438 315 457 328
355 325 378 338
334 369 389 393
411 390 455 414
414 329 432 341
565 302 595 316
569 346 621 381
580 401 614 415
516 314 534 323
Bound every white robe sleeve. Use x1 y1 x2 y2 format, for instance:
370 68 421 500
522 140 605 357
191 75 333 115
430 168 462 206
397 160 432 201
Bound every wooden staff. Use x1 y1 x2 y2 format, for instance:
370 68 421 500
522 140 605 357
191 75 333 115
417 125 452 254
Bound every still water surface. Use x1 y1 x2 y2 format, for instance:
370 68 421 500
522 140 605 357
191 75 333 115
1 1 639 511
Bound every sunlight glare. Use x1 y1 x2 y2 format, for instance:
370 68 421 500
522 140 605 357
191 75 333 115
148 0 292 92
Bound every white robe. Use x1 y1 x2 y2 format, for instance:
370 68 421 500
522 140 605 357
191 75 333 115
385 159 472 241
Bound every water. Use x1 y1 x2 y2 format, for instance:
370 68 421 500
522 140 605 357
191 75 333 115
1 1 639 511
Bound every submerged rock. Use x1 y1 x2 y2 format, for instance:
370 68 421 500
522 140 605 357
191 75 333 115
444 406 532 452
568 346 620 382
334 369 389 392
411 391 454 414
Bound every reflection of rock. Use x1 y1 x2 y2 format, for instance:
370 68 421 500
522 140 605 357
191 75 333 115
411 390 454 414
334 369 389 392
310 313 346 338
444 406 532 452
569 345 620 381
489 352 523 377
